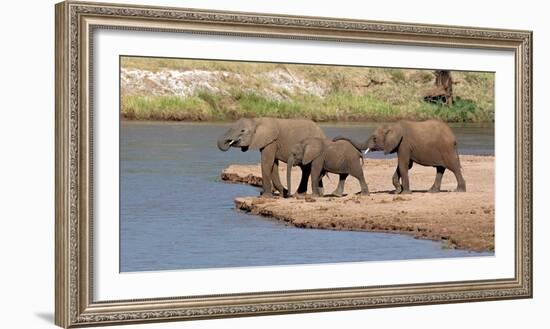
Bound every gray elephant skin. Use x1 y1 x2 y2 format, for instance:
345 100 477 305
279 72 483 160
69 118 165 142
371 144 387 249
287 137 369 197
217 117 326 197
334 119 466 194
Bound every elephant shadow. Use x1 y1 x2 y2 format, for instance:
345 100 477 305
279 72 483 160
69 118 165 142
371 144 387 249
369 189 454 194
277 189 455 198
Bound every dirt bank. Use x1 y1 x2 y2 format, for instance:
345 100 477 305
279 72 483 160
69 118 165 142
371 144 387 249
221 156 494 252
121 57 495 123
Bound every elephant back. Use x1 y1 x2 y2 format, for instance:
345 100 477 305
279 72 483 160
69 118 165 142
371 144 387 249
271 118 326 161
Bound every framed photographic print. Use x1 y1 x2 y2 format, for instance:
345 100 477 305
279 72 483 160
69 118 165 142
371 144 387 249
55 1 532 327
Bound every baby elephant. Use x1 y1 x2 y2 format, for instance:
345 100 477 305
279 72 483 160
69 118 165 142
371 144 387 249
287 137 369 197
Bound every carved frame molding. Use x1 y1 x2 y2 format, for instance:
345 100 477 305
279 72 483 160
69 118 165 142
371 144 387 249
55 1 532 327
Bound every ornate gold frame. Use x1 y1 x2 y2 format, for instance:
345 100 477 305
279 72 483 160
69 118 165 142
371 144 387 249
55 1 532 327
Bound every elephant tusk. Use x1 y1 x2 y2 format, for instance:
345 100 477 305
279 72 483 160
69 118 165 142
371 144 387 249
228 140 236 146
363 148 370 155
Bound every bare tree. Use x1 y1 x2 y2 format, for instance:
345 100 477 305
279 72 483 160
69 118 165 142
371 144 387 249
423 70 453 106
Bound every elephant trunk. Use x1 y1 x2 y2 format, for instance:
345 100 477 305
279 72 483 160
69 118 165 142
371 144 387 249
217 136 232 151
364 136 375 153
334 136 369 152
287 156 294 197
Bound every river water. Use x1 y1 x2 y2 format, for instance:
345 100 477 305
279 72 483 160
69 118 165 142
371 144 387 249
120 122 494 272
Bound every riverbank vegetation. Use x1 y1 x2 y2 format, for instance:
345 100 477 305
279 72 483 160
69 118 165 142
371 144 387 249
121 57 495 123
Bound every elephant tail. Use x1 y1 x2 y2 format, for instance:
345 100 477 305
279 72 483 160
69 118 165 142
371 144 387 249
454 142 463 172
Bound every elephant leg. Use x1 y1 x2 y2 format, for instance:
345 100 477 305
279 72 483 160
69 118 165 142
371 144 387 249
429 166 445 193
271 160 288 197
310 163 323 197
297 165 311 194
259 144 277 198
331 173 348 197
392 166 402 194
318 173 324 196
450 166 466 192
398 156 412 194
446 152 466 192
351 166 370 195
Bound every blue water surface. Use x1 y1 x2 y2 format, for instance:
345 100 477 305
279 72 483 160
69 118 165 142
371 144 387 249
120 122 493 272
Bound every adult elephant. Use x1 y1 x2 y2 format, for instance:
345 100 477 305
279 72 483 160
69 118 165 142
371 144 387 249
217 117 326 197
334 119 466 194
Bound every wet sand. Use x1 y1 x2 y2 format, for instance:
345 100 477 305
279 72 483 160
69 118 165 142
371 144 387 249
221 155 494 252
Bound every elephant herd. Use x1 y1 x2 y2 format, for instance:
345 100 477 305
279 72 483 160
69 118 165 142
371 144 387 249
217 117 466 198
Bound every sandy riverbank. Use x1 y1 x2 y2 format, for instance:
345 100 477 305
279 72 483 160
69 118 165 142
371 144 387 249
221 155 494 252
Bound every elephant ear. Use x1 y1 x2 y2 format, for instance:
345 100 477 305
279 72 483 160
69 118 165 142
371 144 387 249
249 121 278 150
303 139 324 164
384 124 403 154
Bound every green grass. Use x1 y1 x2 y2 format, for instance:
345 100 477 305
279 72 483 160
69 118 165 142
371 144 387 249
417 97 491 123
121 57 495 123
122 95 212 121
123 91 416 122
122 89 492 123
